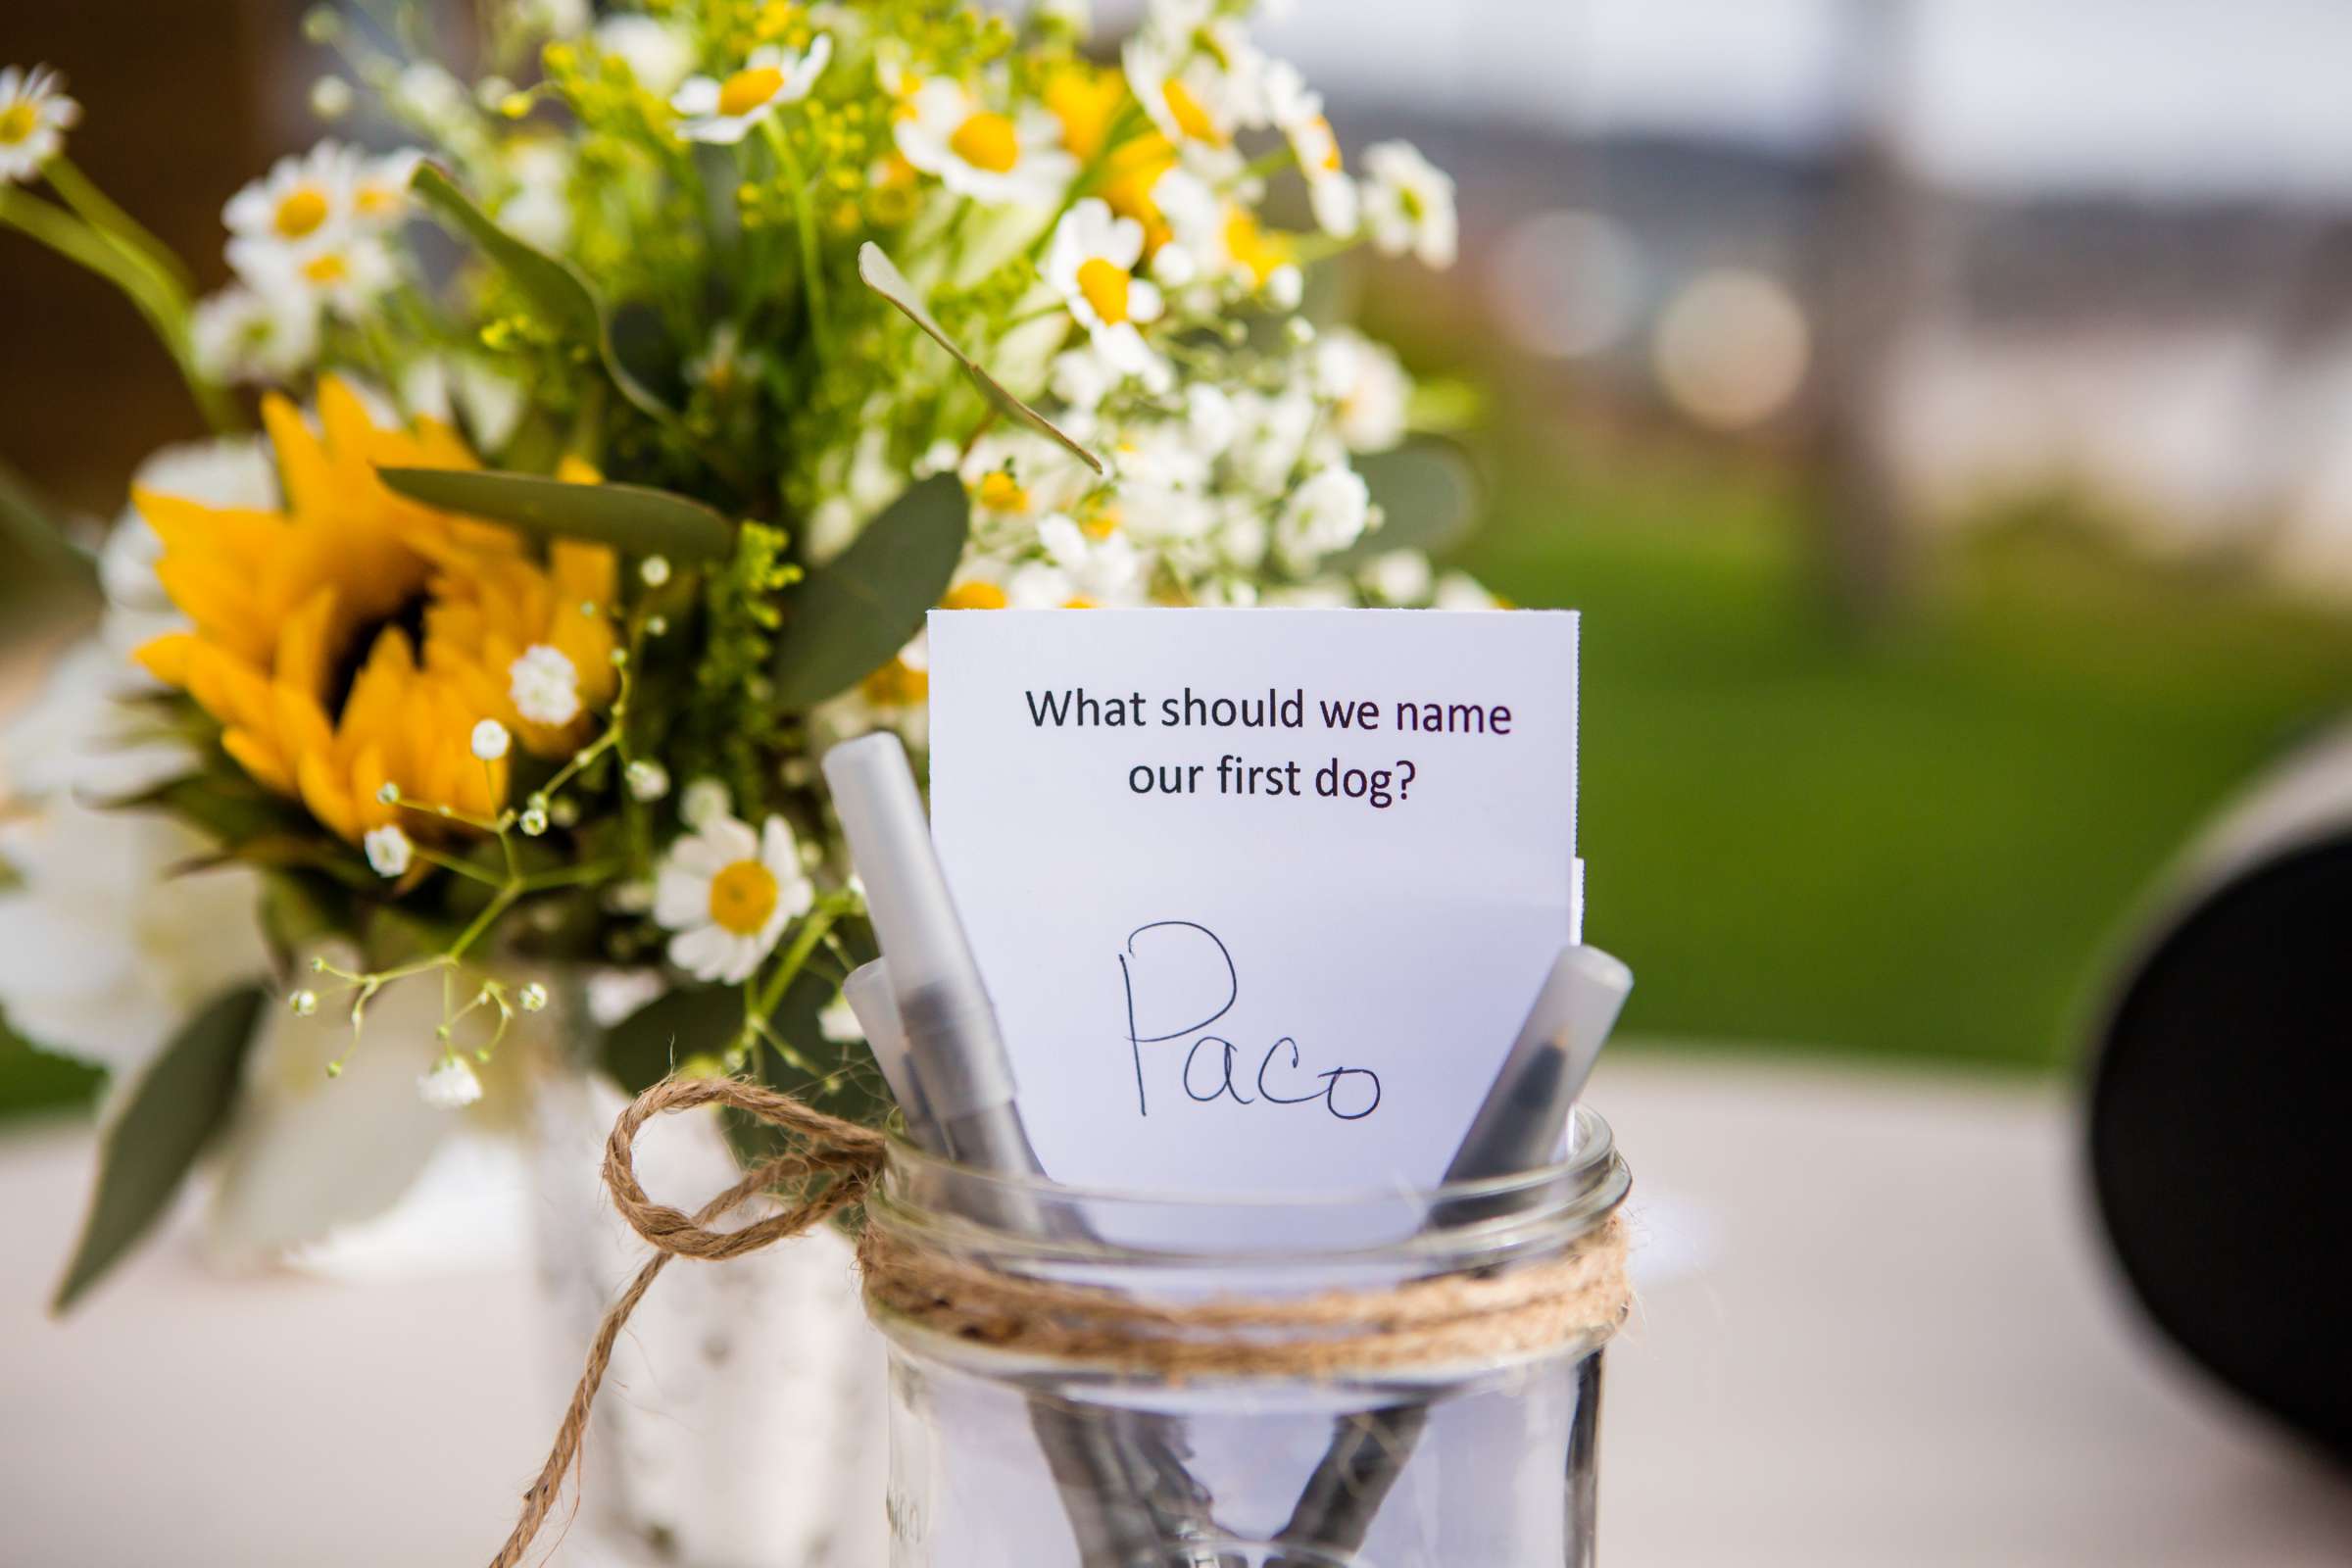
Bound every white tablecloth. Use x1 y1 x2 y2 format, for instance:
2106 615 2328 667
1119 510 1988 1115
2 1054 2344 1565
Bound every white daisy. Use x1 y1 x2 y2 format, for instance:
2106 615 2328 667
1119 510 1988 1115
670 38 831 145
818 994 863 1043
417 1054 484 1109
1275 465 1370 571
1361 140 1457 270
508 644 581 727
654 813 814 984
595 14 698 97
496 138 571 251
1029 514 1151 609
189 284 319 386
222 141 359 254
895 78 1075 209
1361 548 1435 606
1122 15 1266 153
1045 199 1167 384
227 226 397 319
0 64 79 184
678 776 732 829
1264 61 1356 237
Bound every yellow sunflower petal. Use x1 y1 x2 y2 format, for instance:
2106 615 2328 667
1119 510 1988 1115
221 727 296 796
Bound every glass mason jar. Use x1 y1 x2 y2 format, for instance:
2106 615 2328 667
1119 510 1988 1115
865 1105 1631 1568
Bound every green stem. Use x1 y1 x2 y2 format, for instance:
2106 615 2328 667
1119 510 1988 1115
765 120 832 356
0 187 241 435
43 156 197 297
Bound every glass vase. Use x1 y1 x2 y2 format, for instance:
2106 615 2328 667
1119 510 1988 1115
866 1105 1631 1568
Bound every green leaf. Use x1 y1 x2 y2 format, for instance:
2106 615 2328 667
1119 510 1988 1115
769 472 969 710
51 986 268 1313
410 162 674 423
857 243 1103 474
0 453 99 593
1326 438 1483 570
374 466 734 562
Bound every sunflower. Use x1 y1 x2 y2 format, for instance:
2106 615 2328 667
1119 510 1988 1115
133 378 620 844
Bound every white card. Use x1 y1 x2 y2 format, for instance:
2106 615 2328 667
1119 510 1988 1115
926 608 1579 1195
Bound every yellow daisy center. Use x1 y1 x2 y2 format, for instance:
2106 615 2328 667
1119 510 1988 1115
1075 257 1132 326
860 656 930 707
1061 595 1099 610
708 859 781 937
975 471 1028 513
950 111 1020 173
1224 207 1289 284
718 65 785 118
941 580 1009 611
355 183 399 218
0 104 37 145
274 187 331 239
1081 507 1120 541
302 252 349 285
1310 116 1343 172
1162 78 1219 144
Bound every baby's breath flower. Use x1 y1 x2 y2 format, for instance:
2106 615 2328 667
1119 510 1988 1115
309 76 354 122
471 718 512 761
288 989 319 1017
625 759 671 802
517 981 550 1013
364 824 414 879
817 995 862 1044
418 1054 484 1110
639 554 672 588
509 644 582 727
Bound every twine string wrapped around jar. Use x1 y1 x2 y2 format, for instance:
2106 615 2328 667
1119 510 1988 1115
490 1076 1634 1568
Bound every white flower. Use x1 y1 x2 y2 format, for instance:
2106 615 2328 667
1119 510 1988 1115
1276 466 1371 570
654 813 813 984
1045 199 1167 385
514 0 590 39
223 141 359 253
1435 569 1501 611
350 147 423 225
101 437 277 668
595 14 698 97
391 62 469 132
417 1054 484 1109
679 776 732 828
1229 386 1319 494
190 284 318 385
364 824 414 879
0 651 269 1074
1314 327 1409 452
498 137 572 251
1362 140 1457 269
625 759 671 802
1123 15 1266 152
508 644 581 726
1022 515 1151 609
227 227 397 319
818 995 862 1044
1361 548 1434 605
310 76 354 122
670 39 831 145
896 78 1075 208
0 64 79 183
470 718 511 761
1264 60 1356 237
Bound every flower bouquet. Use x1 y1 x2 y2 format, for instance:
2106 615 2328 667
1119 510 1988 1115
3 0 1475 1406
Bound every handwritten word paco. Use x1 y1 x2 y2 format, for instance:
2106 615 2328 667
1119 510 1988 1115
1116 920 1382 1123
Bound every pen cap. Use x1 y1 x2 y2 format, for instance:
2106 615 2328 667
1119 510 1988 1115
822 733 1018 1118
1542 944 1635 1093
823 734 988 1004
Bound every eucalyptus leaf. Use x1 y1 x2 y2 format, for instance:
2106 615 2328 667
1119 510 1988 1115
769 473 969 710
375 466 734 562
410 163 674 422
51 986 268 1312
1326 438 1483 570
857 243 1102 473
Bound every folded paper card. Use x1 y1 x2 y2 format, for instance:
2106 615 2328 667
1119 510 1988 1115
926 608 1580 1194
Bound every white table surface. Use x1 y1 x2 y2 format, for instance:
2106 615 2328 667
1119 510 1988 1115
3 1053 2346 1566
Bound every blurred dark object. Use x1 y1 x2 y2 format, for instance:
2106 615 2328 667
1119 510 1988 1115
2090 725 2352 1463
0 2 274 521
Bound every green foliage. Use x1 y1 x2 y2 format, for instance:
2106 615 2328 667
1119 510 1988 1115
769 473 971 709
682 520 804 810
51 987 268 1311
375 466 735 561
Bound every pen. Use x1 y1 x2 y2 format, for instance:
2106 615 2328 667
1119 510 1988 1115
1270 943 1634 1562
841 957 940 1150
822 733 1228 1567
